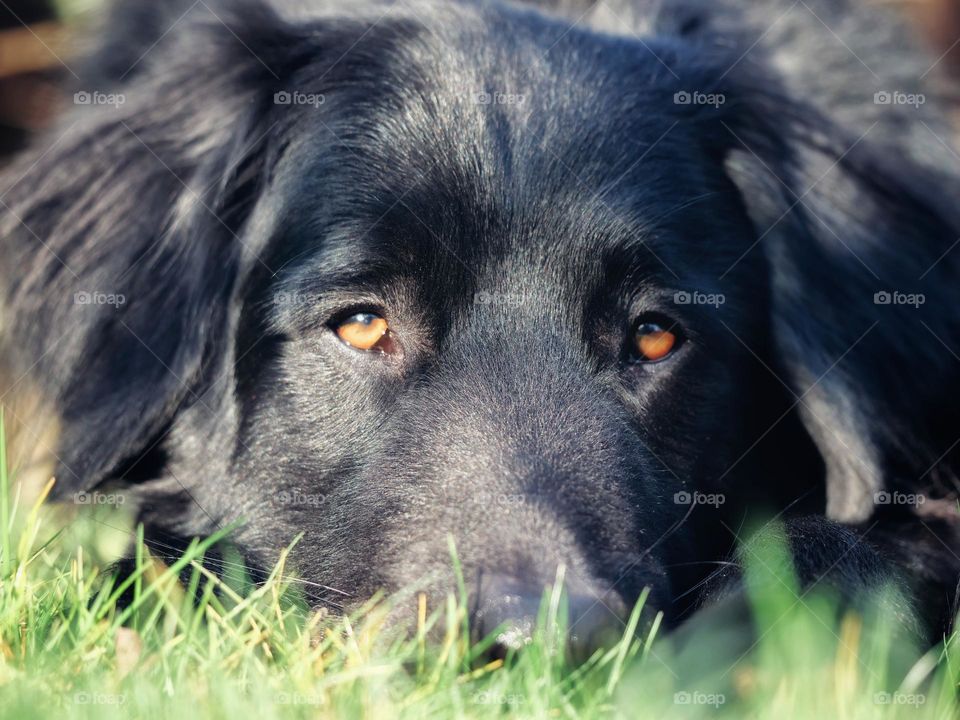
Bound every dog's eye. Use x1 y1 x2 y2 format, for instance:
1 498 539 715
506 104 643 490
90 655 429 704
633 322 678 362
335 313 394 353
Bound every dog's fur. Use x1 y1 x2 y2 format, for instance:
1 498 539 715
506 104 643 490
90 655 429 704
2 0 960 647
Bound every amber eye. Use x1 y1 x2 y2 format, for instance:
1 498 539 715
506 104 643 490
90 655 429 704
335 313 393 352
634 322 678 362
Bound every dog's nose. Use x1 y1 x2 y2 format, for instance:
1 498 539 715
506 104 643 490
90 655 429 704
472 573 626 661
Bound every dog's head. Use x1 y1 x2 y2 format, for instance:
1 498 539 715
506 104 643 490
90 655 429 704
3 0 959 649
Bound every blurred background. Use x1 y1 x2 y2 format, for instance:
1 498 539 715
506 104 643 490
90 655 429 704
0 0 93 158
0 0 959 163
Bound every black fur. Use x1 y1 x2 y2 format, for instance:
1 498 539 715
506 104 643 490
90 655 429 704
2 0 960 650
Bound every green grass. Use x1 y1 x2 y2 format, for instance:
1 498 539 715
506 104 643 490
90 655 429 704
51 0 105 21
0 414 959 719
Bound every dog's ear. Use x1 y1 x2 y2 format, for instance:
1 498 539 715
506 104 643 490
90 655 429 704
688 73 960 521
0 1 311 497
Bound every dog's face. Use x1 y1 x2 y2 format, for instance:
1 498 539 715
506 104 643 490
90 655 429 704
182 12 782 626
4 0 959 645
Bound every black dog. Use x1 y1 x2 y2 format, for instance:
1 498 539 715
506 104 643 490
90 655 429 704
2 0 960 654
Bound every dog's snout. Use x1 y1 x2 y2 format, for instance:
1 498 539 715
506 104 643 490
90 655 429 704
472 573 627 661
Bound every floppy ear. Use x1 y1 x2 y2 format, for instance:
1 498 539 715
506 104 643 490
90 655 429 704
692 74 960 521
0 1 308 496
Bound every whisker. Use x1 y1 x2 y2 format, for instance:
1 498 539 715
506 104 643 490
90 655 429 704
673 562 743 602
